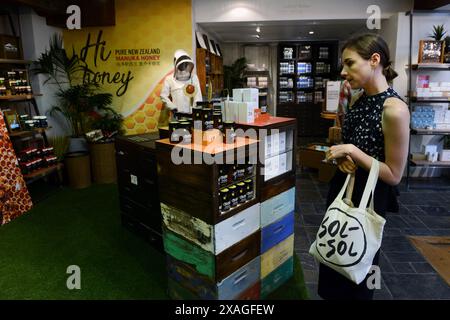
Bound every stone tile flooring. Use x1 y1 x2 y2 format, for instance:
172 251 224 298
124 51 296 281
294 168 450 300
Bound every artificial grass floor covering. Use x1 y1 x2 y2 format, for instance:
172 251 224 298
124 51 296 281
0 184 309 300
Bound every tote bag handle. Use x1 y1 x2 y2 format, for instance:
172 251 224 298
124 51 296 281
359 158 379 211
335 158 379 211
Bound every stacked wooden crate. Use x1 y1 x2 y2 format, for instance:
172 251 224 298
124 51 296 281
156 137 262 300
236 117 297 298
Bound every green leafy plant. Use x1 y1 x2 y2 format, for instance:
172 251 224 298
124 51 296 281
33 34 114 138
48 135 70 161
223 57 247 96
429 24 447 41
90 109 125 139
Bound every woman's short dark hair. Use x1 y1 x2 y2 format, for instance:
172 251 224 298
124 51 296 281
342 33 398 81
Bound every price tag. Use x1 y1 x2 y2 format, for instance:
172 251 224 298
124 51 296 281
130 174 138 186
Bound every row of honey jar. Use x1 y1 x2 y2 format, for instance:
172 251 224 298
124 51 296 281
219 179 254 213
218 163 255 188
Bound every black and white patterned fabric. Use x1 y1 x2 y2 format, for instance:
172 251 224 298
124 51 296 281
342 87 402 161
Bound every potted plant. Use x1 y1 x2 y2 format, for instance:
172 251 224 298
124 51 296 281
33 34 113 151
33 34 114 188
86 109 124 184
223 57 247 97
419 25 447 64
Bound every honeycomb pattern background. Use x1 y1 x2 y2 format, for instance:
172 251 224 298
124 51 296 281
63 0 193 135
0 113 33 225
123 71 173 135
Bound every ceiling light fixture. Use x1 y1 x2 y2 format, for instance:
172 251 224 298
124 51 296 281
256 26 260 33
256 34 260 39
309 31 314 35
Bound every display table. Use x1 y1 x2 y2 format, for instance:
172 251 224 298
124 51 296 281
157 137 266 299
235 116 297 298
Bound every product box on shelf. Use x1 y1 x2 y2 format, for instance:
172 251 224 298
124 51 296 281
439 150 450 162
224 100 240 122
232 88 259 104
238 102 257 123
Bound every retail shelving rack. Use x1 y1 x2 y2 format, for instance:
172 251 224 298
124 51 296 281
405 9 450 191
276 41 338 137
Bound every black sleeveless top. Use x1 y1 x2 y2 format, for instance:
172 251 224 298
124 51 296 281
342 87 402 161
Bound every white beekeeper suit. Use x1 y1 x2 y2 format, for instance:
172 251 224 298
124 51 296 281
160 49 203 114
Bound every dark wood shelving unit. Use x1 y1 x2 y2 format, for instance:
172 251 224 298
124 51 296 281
276 41 339 137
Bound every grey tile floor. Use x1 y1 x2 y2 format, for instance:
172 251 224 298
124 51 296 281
294 168 450 300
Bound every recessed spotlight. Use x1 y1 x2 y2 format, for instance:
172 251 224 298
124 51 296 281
256 26 261 33
309 31 314 35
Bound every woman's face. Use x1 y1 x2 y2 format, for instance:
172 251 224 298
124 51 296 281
340 48 374 89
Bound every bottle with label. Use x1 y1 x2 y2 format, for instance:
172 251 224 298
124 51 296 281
223 121 236 144
244 179 254 200
213 112 223 131
201 107 213 131
218 165 228 188
237 182 246 203
179 121 192 143
169 121 180 143
220 188 231 212
228 185 238 208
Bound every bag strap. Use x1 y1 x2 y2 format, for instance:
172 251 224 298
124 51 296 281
345 173 355 201
358 158 380 211
336 171 355 203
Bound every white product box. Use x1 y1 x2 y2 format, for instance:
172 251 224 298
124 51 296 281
430 87 442 92
264 152 287 181
440 82 450 87
436 123 450 130
429 82 439 88
232 89 244 102
432 92 443 97
238 101 257 123
424 145 438 155
242 88 259 104
434 111 445 123
439 150 450 162
224 101 240 122
445 111 450 124
279 131 286 154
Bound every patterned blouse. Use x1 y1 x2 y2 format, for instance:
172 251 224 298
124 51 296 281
342 87 402 161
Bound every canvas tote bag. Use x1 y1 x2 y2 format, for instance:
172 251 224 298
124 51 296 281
309 158 386 284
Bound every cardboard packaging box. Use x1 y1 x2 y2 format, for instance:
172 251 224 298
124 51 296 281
238 101 257 123
224 101 240 122
439 150 450 162
242 88 259 104
232 89 244 102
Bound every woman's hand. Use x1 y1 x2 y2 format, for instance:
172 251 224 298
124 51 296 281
326 144 355 161
337 156 357 174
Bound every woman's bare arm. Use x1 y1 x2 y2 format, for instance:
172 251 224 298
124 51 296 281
327 97 410 185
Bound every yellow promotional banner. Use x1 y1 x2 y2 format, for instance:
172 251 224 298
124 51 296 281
63 0 193 134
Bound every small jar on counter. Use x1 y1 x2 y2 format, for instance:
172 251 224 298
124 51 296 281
223 121 236 144
179 121 192 143
244 179 254 201
169 121 180 143
218 165 229 188
220 188 231 212
228 185 238 208
237 182 246 204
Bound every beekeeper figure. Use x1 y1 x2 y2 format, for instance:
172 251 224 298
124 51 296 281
160 49 203 118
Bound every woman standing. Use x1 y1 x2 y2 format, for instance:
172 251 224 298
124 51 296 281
318 34 410 300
